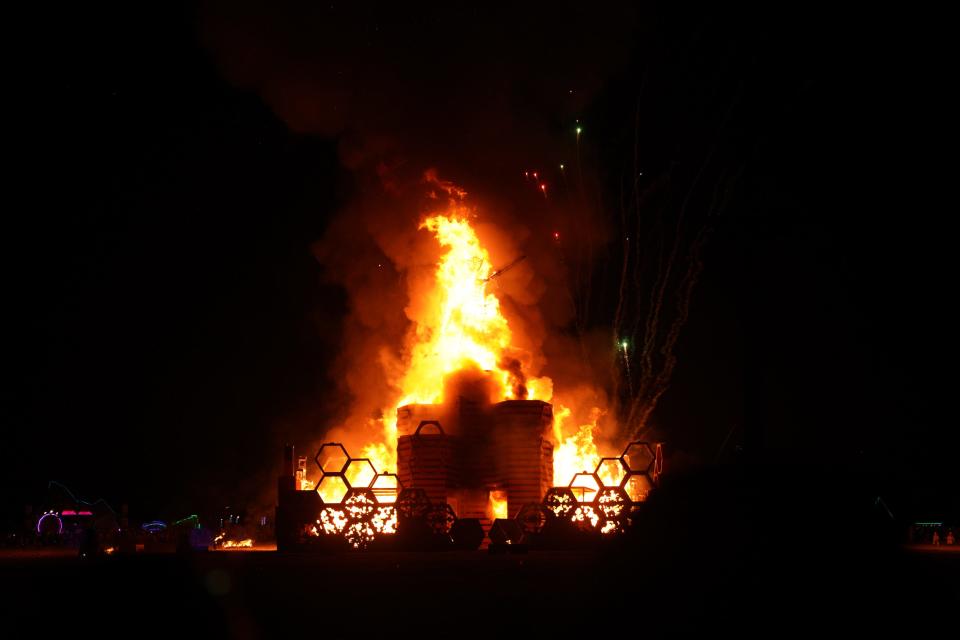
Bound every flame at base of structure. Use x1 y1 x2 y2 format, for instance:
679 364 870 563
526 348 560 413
277 438 663 551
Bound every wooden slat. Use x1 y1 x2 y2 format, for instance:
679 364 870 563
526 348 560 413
397 400 558 509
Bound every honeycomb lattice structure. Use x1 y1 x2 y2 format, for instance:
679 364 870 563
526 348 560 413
304 438 662 549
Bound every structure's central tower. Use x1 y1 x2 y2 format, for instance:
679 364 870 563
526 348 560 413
397 399 554 522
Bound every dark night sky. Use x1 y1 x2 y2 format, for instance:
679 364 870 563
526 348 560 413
3 2 956 523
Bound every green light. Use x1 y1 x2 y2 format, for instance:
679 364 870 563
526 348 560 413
576 127 582 135
620 341 628 349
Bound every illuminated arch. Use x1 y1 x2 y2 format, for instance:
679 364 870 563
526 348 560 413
36 512 63 535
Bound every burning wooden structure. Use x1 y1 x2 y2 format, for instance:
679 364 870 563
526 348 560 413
275 402 662 551
396 398 554 522
269 190 674 550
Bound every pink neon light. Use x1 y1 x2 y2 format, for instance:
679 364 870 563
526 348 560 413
78 511 93 516
36 513 63 535
61 510 77 516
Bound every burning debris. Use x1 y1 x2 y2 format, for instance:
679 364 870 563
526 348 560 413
221 538 253 549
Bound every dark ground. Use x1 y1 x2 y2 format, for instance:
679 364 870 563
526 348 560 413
2 546 956 638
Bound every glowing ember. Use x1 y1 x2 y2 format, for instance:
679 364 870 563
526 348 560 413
544 488 577 518
312 488 398 548
371 506 398 534
343 490 377 520
596 488 627 517
571 505 600 529
344 522 377 549
222 539 253 548
318 508 348 535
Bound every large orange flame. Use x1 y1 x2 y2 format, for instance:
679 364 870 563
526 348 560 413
397 213 516 405
554 405 600 486
357 182 608 487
